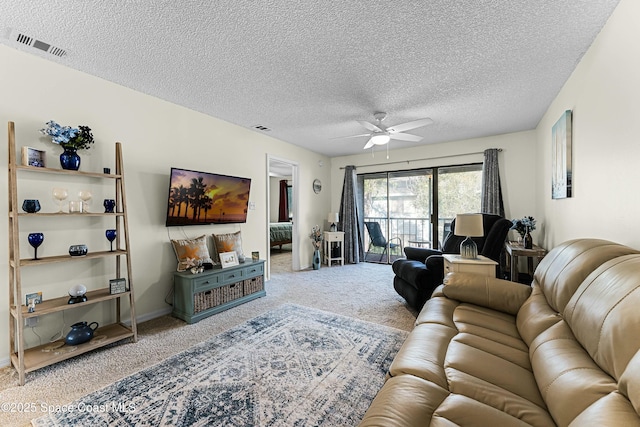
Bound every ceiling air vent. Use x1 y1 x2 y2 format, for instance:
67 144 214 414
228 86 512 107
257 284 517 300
252 125 272 132
9 28 67 58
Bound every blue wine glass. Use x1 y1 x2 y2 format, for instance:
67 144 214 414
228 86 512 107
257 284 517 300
105 229 117 252
27 233 44 260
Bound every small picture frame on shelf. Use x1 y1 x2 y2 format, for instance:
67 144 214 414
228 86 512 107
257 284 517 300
25 291 43 306
251 251 260 262
109 278 128 294
220 251 239 268
21 147 46 168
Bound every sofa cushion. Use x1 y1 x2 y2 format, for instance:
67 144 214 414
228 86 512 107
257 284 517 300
359 375 450 427
619 350 640 420
564 255 640 380
393 294 551 425
442 272 532 315
532 239 639 313
526 252 640 426
530 320 618 426
517 239 639 347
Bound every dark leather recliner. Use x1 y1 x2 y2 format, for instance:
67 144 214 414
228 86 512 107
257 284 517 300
392 213 512 311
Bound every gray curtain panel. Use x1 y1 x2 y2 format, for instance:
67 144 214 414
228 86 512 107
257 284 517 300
339 165 365 263
481 148 505 217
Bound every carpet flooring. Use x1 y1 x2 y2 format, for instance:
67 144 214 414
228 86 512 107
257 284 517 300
0 261 416 427
32 304 408 426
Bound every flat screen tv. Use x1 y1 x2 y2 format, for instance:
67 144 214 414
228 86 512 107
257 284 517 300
165 167 251 226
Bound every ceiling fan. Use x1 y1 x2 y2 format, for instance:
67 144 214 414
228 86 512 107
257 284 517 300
335 112 433 150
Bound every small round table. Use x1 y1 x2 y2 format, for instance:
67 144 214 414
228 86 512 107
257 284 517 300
408 240 432 248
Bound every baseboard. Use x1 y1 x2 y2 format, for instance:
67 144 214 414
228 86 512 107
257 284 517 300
1 307 175 369
121 306 173 326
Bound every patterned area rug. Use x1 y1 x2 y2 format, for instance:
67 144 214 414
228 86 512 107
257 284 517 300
32 304 407 426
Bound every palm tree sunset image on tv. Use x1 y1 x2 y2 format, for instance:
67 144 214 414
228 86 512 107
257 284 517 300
165 168 251 226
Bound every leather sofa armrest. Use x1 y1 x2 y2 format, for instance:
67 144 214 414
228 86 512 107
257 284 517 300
431 284 445 298
404 246 442 262
442 272 532 315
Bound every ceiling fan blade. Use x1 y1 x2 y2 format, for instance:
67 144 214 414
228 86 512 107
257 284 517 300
363 138 375 149
390 132 423 142
387 118 433 133
330 133 371 140
357 120 383 132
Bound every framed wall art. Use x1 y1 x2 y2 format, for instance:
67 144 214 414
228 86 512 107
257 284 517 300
220 251 239 268
552 110 572 199
21 147 46 168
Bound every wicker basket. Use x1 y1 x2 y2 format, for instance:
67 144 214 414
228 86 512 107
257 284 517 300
244 276 264 295
194 281 243 313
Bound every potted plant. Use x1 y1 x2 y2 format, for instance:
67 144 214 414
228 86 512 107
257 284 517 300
511 216 536 249
40 121 94 170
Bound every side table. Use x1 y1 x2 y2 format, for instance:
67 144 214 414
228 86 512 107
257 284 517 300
442 254 498 278
505 241 547 283
408 240 432 248
323 231 344 266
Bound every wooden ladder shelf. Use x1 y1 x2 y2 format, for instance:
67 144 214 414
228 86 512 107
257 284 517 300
7 121 137 385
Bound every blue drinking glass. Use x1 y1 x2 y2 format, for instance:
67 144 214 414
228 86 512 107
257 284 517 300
105 229 117 252
22 199 41 213
27 233 44 260
103 199 116 213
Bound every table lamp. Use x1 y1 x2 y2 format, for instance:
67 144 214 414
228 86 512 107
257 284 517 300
327 212 339 232
454 213 484 259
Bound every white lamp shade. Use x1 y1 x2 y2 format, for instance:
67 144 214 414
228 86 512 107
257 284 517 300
454 214 484 237
327 212 339 223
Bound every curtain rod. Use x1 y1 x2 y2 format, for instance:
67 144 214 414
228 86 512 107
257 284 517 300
339 149 502 170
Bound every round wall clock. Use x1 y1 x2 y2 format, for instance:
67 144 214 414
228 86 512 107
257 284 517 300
313 179 322 194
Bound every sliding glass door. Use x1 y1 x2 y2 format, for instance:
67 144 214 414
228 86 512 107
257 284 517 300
360 163 481 263
436 165 483 245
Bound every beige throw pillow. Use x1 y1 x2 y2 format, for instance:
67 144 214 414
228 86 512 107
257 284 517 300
212 231 245 263
170 235 213 272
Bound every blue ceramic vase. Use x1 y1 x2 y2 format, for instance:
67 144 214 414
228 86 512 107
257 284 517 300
312 249 321 270
65 321 98 346
60 148 81 170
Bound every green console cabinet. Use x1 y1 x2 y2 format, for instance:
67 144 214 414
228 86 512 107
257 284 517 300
172 259 265 324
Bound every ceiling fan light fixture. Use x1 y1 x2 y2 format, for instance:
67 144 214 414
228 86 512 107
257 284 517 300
370 133 391 145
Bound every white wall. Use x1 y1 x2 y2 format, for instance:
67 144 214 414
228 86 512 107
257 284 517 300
535 0 640 249
330 130 538 237
0 45 330 362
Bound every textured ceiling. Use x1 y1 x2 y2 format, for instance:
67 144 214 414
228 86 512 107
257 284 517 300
0 1 621 157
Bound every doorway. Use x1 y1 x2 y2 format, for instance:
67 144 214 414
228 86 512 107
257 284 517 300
267 156 299 279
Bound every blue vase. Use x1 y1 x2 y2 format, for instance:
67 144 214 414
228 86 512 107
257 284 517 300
60 148 80 170
312 249 321 270
65 321 99 346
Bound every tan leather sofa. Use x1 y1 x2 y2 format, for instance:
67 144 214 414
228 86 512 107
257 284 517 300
360 239 640 426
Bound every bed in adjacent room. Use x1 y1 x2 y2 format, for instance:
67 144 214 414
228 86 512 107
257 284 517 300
270 222 292 249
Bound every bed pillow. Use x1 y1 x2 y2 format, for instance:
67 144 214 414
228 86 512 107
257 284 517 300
212 231 246 263
171 235 213 272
